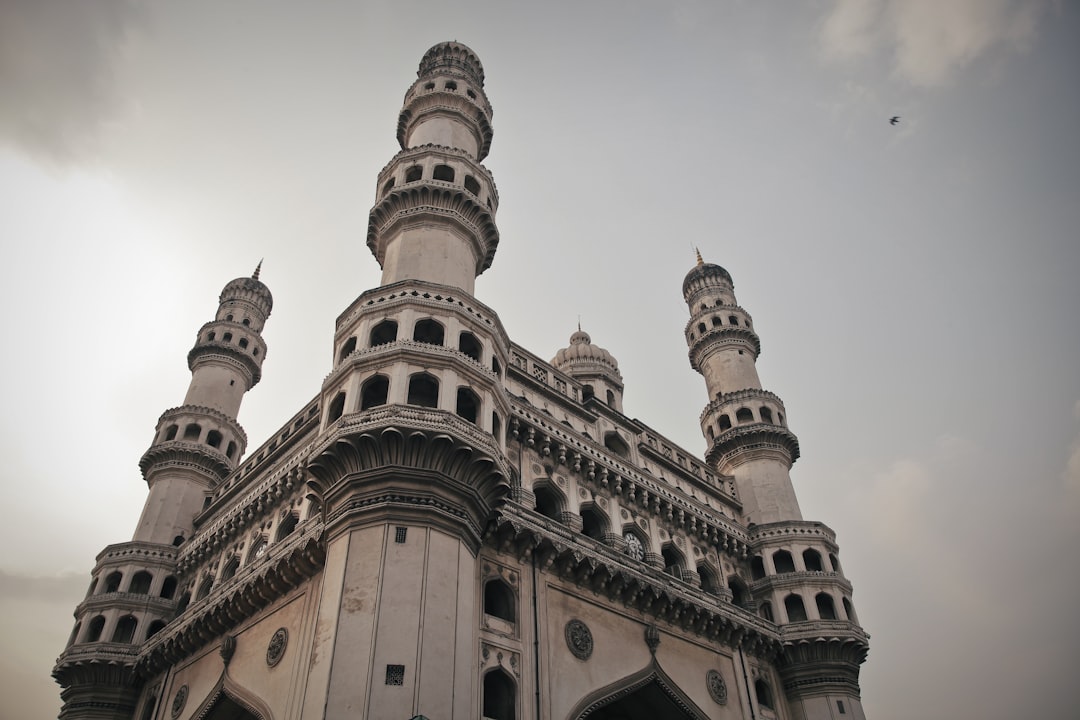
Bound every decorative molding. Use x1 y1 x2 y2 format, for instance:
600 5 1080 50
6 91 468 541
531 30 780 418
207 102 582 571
170 685 188 719
266 628 288 667
706 669 728 705
564 619 593 660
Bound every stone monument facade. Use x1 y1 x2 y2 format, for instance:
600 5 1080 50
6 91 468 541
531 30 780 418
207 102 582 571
55 42 869 720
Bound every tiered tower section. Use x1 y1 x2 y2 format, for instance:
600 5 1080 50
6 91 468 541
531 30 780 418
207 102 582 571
368 41 499 295
54 267 271 720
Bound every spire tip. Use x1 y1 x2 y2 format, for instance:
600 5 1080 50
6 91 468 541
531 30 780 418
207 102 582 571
252 259 263 281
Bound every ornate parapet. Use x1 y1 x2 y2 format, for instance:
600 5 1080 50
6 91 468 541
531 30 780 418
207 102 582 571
706 423 801 468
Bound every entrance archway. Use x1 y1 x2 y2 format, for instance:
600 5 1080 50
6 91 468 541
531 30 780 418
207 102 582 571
203 695 260 720
568 661 708 720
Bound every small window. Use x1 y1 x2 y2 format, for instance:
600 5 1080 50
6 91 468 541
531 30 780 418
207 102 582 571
662 547 684 580
104 571 123 593
195 576 214 601
728 315 739 325
183 423 201 441
606 389 615 405
604 432 630 458
698 323 707 334
484 578 515 623
773 549 795 574
112 615 138 644
751 555 766 580
580 506 607 541
207 332 216 342
759 601 774 621
206 430 223 449
67 622 81 647
582 385 595 402
413 318 444 345
838 700 847 714
459 331 482 361
223 332 233 342
755 679 774 710
327 392 346 422
146 620 167 639
466 89 476 99
698 565 720 594
491 412 502 444
803 548 824 572
86 615 105 643
242 318 250 326
816 592 838 620
735 407 754 424
711 316 722 327
164 425 178 441
226 314 234 322
785 593 808 622
405 166 422 182
160 576 178 600
533 486 561 521
407 374 439 408
719 414 732 431
456 387 479 423
276 512 299 541
172 535 185 547
219 556 239 582
482 669 515 720
361 375 390 410
433 164 455 182
382 177 395 195
728 577 747 607
385 664 405 685
759 407 773 423
492 356 501 375
464 175 481 195
444 81 457 91
226 441 237 460
424 82 435 90
370 320 398 346
129 571 152 595
339 336 357 362
238 338 248 349
395 526 407 543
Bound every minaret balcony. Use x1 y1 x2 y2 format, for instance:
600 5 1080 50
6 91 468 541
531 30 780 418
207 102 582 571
701 389 791 442
398 87 494 160
687 324 761 370
706 422 801 468
749 570 853 595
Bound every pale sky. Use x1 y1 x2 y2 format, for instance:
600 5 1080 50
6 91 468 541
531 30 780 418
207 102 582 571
1 1 1078 718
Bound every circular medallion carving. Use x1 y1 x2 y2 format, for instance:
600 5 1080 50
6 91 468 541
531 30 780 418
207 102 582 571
171 685 188 718
266 627 288 667
624 532 645 561
706 669 728 705
564 619 593 660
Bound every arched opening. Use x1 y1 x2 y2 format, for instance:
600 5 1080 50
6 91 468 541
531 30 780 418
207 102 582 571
247 538 267 563
718 414 732 431
370 320 398 346
829 553 841 572
196 576 214 601
104 571 123 593
146 619 167 639
843 596 856 623
697 564 720 594
492 412 502 444
433 164 455 182
606 389 615 405
226 441 237 460
751 555 766 580
203 694 262 720
327 392 346 422
728 315 739 326
206 430 223 449
728 577 748 608
85 578 97 598
443 81 457 91
661 547 685 581
129 571 152 595
112 615 138 643
223 332 233 342
533 485 562 522
735 407 753 424
816 592 838 620
580 505 608 541
755 679 774 710
276 512 299 541
413 318 444 345
492 356 501 375
219 556 239 582
164 425 178 441
404 165 422 182
759 407 774 423
803 548 824 572
772 549 795 574
482 669 515 720
382 178 395 195
464 175 481 195
183 423 201 441
784 593 808 622
67 622 81 647
582 385 595 402
338 336 357 362
711 316 722 327
360 374 390 410
456 387 480 423
459 331 482 361
172 535 185 547
85 615 105 642
238 338 248 349
567 666 708 719
160 575 178 600
604 432 630 458
483 578 515 623
697 322 706 334
759 601 774 622
407 373 439 408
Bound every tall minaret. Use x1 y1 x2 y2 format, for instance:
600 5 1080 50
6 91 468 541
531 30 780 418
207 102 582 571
367 41 499 294
683 254 801 525
54 267 272 720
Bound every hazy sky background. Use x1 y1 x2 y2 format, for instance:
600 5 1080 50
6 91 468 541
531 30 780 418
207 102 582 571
1 1 1077 718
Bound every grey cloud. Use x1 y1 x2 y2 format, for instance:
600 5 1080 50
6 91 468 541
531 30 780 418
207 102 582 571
0 0 142 164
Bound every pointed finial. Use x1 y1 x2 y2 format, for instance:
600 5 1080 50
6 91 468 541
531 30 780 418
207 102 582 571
695 247 704 267
578 315 582 332
252 259 263 281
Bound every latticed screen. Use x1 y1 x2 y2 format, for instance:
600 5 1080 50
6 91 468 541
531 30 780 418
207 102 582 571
386 664 405 685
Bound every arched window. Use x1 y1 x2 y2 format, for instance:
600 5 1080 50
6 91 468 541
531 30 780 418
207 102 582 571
698 323 707 334
843 596 856 623
728 577 748 608
491 412 502 444
464 175 481 195
146 620 167 639
404 165 422 182
219 556 239 582
172 535 185 547
413 318 444 345
456 387 480 423
803 548 824 572
759 407 774 423
247 538 268 563
444 81 457 91
483 578 515 623
175 592 190 615
785 593 808 622
751 555 766 580
183 423 201 441
370 320 398 346
164 425 178 441
759 601 774 622
606 389 615 405
662 547 685 580
698 564 720 594
382 177 395 195
459 331 482 361
195 576 214 601
581 385 595 402
712 316 722 327
773 549 795 574
735 407 754 424
433 164 455 182
604 432 630 458
206 430 223 449
104 571 123 593
482 669 515 720
207 331 216 342
360 374 389 410
829 553 841 572
755 679 774 710
816 592 838 620
85 578 98 598
129 571 152 595
728 315 739 325
580 505 607 541
160 576 178 600
112 615 138 644
327 392 346 422
222 332 232 342
719 414 732 431
339 336 357 362
226 441 237 460
276 512 299 541
238 338 248 349
533 485 562 522
492 356 501 375
85 615 105 643
67 622 81 647
407 374 439 408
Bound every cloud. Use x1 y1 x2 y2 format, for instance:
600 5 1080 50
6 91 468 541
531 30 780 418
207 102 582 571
0 0 142 164
820 0 1049 87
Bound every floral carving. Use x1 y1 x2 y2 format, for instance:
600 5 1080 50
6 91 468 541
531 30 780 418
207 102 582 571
171 685 188 718
707 669 728 704
564 619 593 660
266 627 288 667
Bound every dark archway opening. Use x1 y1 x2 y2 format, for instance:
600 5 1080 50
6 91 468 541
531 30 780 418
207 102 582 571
204 694 261 720
579 678 702 719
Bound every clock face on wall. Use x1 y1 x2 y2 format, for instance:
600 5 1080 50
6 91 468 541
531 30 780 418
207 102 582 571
624 532 645 561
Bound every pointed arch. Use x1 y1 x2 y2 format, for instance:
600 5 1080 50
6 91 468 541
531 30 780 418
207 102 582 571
190 672 275 720
567 659 709 720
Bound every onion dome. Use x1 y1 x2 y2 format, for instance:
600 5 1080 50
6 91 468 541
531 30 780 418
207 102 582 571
552 329 622 380
220 261 273 318
418 41 485 87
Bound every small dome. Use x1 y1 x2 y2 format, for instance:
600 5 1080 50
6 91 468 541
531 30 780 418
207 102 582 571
552 329 621 376
418 41 485 87
220 264 273 315
682 261 733 298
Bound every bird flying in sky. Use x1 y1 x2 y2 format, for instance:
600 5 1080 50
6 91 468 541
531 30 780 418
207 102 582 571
890 116 901 125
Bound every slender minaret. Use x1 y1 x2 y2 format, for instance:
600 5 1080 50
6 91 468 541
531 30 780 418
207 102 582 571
683 253 801 525
54 267 271 720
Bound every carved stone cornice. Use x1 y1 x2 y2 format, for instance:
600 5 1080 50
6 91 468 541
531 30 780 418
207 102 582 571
53 642 139 688
699 389 787 425
749 571 853 595
138 442 232 484
706 424 801 468
687 326 761 369
397 92 494 160
327 338 499 391
94 541 179 567
186 342 262 386
76 591 176 618
488 504 781 659
776 622 870 699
